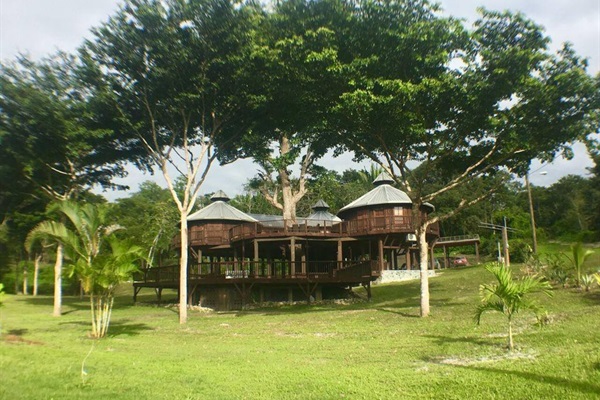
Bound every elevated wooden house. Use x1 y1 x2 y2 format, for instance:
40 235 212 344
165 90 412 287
134 173 440 309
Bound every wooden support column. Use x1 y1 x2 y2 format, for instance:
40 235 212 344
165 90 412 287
378 238 385 272
198 249 203 274
475 242 480 264
253 240 259 276
133 286 141 304
288 287 294 304
241 283 246 310
242 241 247 273
406 248 411 270
234 247 239 273
290 238 296 277
301 251 306 276
443 246 449 269
315 285 322 302
430 245 436 269
337 240 343 269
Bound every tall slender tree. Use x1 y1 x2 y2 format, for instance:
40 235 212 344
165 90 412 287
80 0 261 323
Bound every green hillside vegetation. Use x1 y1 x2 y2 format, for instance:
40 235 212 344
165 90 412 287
2 259 599 399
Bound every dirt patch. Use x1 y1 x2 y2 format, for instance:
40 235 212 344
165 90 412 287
431 351 536 366
2 334 44 346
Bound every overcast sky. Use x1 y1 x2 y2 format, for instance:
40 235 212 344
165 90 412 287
1 0 599 200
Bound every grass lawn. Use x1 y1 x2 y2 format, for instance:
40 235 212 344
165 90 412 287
1 264 599 399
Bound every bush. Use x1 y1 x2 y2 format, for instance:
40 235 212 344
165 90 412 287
509 239 532 263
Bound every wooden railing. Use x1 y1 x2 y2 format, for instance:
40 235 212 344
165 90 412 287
230 220 344 241
135 260 380 284
436 234 480 244
229 217 439 241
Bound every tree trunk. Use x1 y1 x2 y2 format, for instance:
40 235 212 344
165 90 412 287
418 227 431 317
33 254 41 296
53 243 63 317
508 317 514 351
281 184 297 223
90 292 97 337
22 262 29 295
179 213 189 324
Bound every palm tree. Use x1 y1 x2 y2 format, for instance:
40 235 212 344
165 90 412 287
26 201 130 336
475 263 552 351
76 236 143 337
569 242 594 288
357 164 384 188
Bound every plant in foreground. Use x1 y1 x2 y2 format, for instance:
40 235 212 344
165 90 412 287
580 274 596 292
475 263 553 351
569 242 595 288
72 236 143 338
27 201 142 338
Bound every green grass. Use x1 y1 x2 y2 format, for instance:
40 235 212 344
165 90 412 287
1 265 600 399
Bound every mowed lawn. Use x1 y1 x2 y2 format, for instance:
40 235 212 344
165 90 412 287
1 264 599 400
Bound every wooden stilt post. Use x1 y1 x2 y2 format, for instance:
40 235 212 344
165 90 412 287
290 237 296 277
254 240 259 277
406 247 411 270
157 288 163 306
378 238 385 272
443 246 449 269
337 240 343 270
234 247 239 274
288 287 293 304
301 252 306 276
315 284 322 302
241 283 246 310
133 286 141 304
198 249 203 274
475 242 480 264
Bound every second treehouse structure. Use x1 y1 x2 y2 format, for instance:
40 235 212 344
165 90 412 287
134 173 440 309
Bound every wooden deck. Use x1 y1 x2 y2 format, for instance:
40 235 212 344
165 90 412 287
134 260 380 288
133 260 381 308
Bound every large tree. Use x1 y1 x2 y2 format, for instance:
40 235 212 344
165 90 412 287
331 3 599 316
224 0 350 222
80 0 260 323
0 55 126 315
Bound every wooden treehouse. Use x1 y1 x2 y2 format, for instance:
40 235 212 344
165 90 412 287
133 173 441 309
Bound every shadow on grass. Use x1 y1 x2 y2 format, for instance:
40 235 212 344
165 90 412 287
17 295 137 312
451 364 600 396
108 320 154 337
58 319 153 337
582 291 600 305
423 334 498 347
6 328 29 336
376 308 420 318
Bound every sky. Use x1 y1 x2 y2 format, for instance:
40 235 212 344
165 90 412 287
1 0 599 200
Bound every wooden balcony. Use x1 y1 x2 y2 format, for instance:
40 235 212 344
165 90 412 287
230 219 344 242
229 216 439 242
